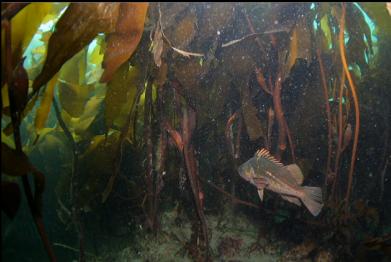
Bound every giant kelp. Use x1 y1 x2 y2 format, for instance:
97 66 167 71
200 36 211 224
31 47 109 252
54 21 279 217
2 3 391 261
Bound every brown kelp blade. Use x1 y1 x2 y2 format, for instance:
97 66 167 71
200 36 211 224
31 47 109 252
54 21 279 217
1 142 31 176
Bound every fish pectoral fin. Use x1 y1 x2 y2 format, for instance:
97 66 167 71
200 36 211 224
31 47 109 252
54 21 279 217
253 177 267 201
257 189 264 201
281 195 302 206
284 164 304 185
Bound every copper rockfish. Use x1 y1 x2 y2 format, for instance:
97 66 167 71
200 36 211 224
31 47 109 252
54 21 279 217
238 148 323 216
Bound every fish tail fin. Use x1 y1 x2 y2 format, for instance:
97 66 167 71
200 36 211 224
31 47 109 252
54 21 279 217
301 186 324 216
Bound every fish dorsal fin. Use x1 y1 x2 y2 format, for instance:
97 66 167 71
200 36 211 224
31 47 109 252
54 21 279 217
255 148 284 167
284 164 304 185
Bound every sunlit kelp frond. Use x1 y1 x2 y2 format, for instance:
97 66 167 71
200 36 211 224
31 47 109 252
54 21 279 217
85 34 105 85
34 73 59 141
13 2 149 146
1 3 67 80
32 3 120 93
22 3 69 81
353 3 378 61
320 14 333 50
311 2 379 75
1 4 68 152
57 48 90 118
1 3 68 121
104 63 141 133
361 2 391 38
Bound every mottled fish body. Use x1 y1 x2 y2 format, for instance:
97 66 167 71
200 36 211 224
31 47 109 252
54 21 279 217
238 148 323 216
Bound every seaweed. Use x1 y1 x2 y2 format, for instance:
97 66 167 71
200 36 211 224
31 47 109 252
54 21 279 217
2 3 391 261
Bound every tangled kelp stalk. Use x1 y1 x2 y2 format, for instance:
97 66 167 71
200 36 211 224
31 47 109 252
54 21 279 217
311 3 363 212
52 97 86 261
316 49 333 194
338 3 360 208
2 11 56 261
163 82 210 259
245 12 295 162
